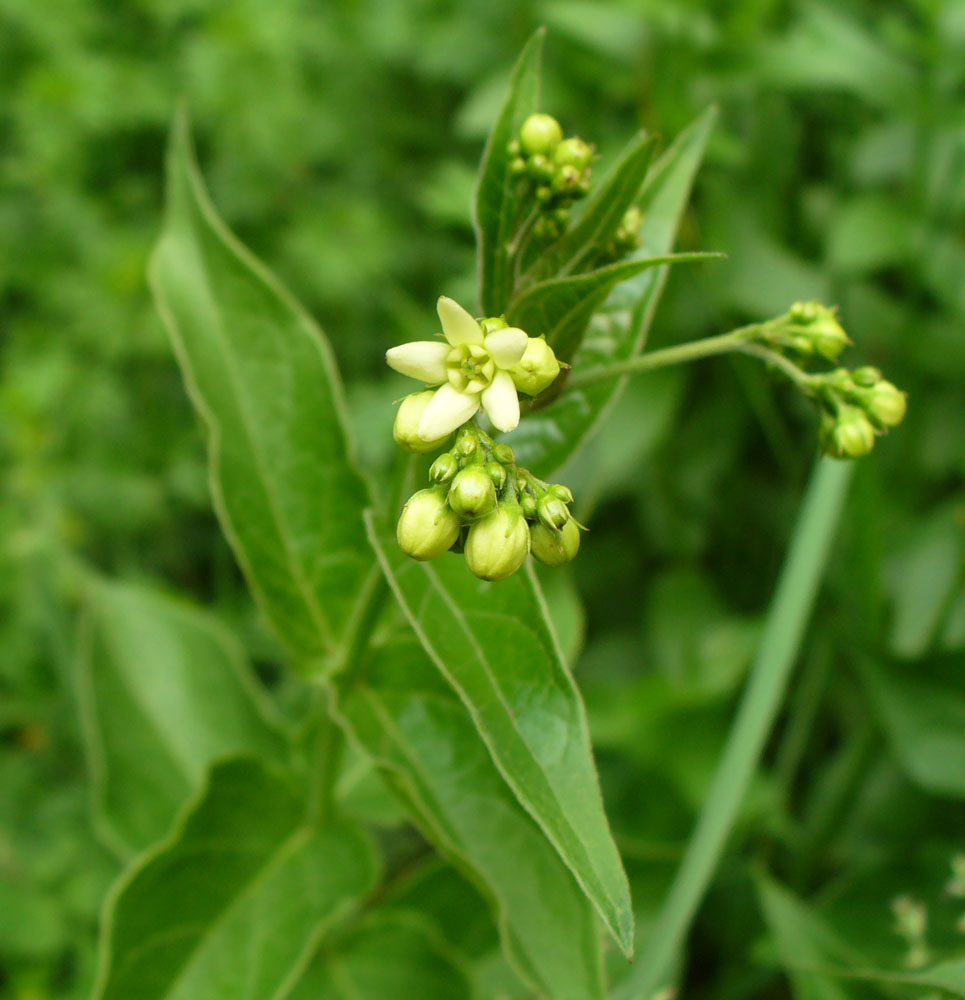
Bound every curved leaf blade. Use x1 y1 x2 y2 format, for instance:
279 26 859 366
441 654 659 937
336 637 607 999
77 579 290 857
474 28 545 316
365 512 633 957
95 758 379 1000
508 106 717 477
150 112 372 665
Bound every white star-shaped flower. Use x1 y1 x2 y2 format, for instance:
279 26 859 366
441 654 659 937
386 296 529 441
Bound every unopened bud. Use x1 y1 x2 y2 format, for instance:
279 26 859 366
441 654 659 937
538 495 569 529
553 164 581 193
520 492 538 518
455 427 477 457
865 380 907 429
485 461 507 491
394 392 453 453
479 316 508 334
528 154 554 183
852 366 881 387
548 483 573 504
429 452 459 484
554 137 592 171
448 465 496 519
828 406 876 459
788 302 850 360
519 113 563 156
509 336 561 396
509 157 527 177
492 443 515 465
465 503 531 581
397 488 461 561
530 518 581 567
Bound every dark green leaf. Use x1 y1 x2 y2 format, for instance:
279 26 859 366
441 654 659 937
474 29 545 316
94 758 379 1000
288 914 473 1000
336 637 606 999
507 107 717 477
77 579 290 856
365 512 633 957
150 112 372 667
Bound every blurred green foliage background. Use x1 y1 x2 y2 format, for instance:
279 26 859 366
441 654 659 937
2 0 964 997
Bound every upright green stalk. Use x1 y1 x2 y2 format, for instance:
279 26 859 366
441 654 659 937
616 457 853 999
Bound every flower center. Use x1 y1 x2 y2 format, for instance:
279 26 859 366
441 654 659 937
446 344 495 394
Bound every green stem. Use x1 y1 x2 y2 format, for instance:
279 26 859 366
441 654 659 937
567 325 761 390
616 457 853 999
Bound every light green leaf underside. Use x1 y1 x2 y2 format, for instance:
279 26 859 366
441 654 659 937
288 914 472 1000
150 111 372 665
475 28 545 316
509 106 717 477
77 579 290 857
95 757 379 1000
365 512 633 958
336 637 606 999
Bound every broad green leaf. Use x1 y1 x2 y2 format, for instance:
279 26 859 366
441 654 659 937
896 957 965 997
150 112 372 666
861 654 965 798
757 876 860 1000
288 913 472 1000
365 512 633 957
521 131 657 284
507 107 717 477
335 637 606 999
95 757 379 1000
77 579 290 856
474 28 544 316
508 251 719 366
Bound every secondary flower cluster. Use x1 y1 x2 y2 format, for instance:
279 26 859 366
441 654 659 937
387 296 561 449
507 113 594 243
396 426 580 581
753 302 907 459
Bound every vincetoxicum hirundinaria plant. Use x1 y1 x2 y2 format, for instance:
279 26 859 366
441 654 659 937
86 28 907 1000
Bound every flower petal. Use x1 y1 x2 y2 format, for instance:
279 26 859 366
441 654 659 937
484 327 528 368
418 385 480 440
437 296 483 346
480 370 520 433
385 341 449 384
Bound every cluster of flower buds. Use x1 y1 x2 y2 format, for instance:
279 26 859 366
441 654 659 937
396 426 581 581
507 113 594 243
599 206 644 264
749 301 907 460
814 366 908 459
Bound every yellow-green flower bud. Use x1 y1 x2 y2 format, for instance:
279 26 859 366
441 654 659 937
528 154 555 182
548 483 573 504
492 443 515 465
530 518 581 567
448 465 496 519
508 336 561 396
397 488 461 561
465 503 530 581
485 461 507 491
852 366 881 388
455 427 477 457
829 406 876 459
394 392 452 453
519 113 563 155
479 316 508 334
429 452 459 484
538 495 569 529
520 492 538 518
554 137 592 170
812 317 850 360
865 380 907 429
553 164 581 193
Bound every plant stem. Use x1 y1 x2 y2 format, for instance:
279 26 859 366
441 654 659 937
615 456 852 999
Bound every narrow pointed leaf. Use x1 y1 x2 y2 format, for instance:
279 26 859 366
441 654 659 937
522 131 658 284
95 758 379 1000
150 112 372 666
365 513 633 957
508 251 720 366
508 106 717 477
474 28 545 316
335 637 607 999
77 579 290 856
288 913 472 1000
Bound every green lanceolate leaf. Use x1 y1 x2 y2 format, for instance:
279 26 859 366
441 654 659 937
150 112 372 668
521 131 658 286
365 512 634 958
335 637 606 1000
508 251 720 366
77 579 290 857
475 28 545 316
288 913 472 1000
508 106 717 477
94 757 379 1000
